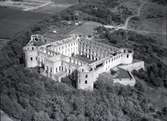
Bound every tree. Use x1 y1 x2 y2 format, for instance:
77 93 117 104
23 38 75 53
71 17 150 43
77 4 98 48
32 111 51 121
65 114 77 121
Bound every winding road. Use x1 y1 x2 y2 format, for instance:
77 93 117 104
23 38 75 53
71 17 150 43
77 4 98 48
124 1 146 29
104 0 147 31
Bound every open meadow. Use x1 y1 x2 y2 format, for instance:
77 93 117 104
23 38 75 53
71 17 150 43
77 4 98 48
128 1 167 45
0 7 47 39
0 0 77 14
0 0 76 49
33 4 73 15
33 0 77 14
0 7 48 50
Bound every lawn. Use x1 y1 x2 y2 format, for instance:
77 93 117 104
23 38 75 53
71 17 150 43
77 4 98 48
0 7 47 39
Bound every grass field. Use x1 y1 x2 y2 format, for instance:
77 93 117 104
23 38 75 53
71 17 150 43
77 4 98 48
0 7 47 39
51 0 78 4
0 0 76 14
128 1 167 46
0 0 48 10
34 4 73 15
32 0 77 15
132 1 166 34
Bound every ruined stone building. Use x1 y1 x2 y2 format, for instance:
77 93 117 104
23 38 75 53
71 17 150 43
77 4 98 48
23 33 144 90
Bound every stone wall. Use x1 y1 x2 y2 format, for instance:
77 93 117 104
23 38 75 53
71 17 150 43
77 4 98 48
24 34 141 91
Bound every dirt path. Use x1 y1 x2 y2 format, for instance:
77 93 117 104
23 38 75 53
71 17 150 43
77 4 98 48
104 0 166 37
124 1 146 29
23 1 52 11
104 0 147 31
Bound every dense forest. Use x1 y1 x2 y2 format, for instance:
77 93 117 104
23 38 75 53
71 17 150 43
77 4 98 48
151 0 167 5
95 26 167 88
58 0 132 25
0 0 167 120
0 16 167 121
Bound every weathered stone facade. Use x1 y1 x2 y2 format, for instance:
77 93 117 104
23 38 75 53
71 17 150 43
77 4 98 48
23 34 143 90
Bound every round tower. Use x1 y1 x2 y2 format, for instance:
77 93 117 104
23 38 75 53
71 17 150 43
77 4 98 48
23 45 38 68
121 48 133 65
77 65 95 91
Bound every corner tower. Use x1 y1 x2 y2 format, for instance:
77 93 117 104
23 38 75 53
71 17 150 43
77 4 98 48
77 65 96 91
23 45 38 68
121 49 134 64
